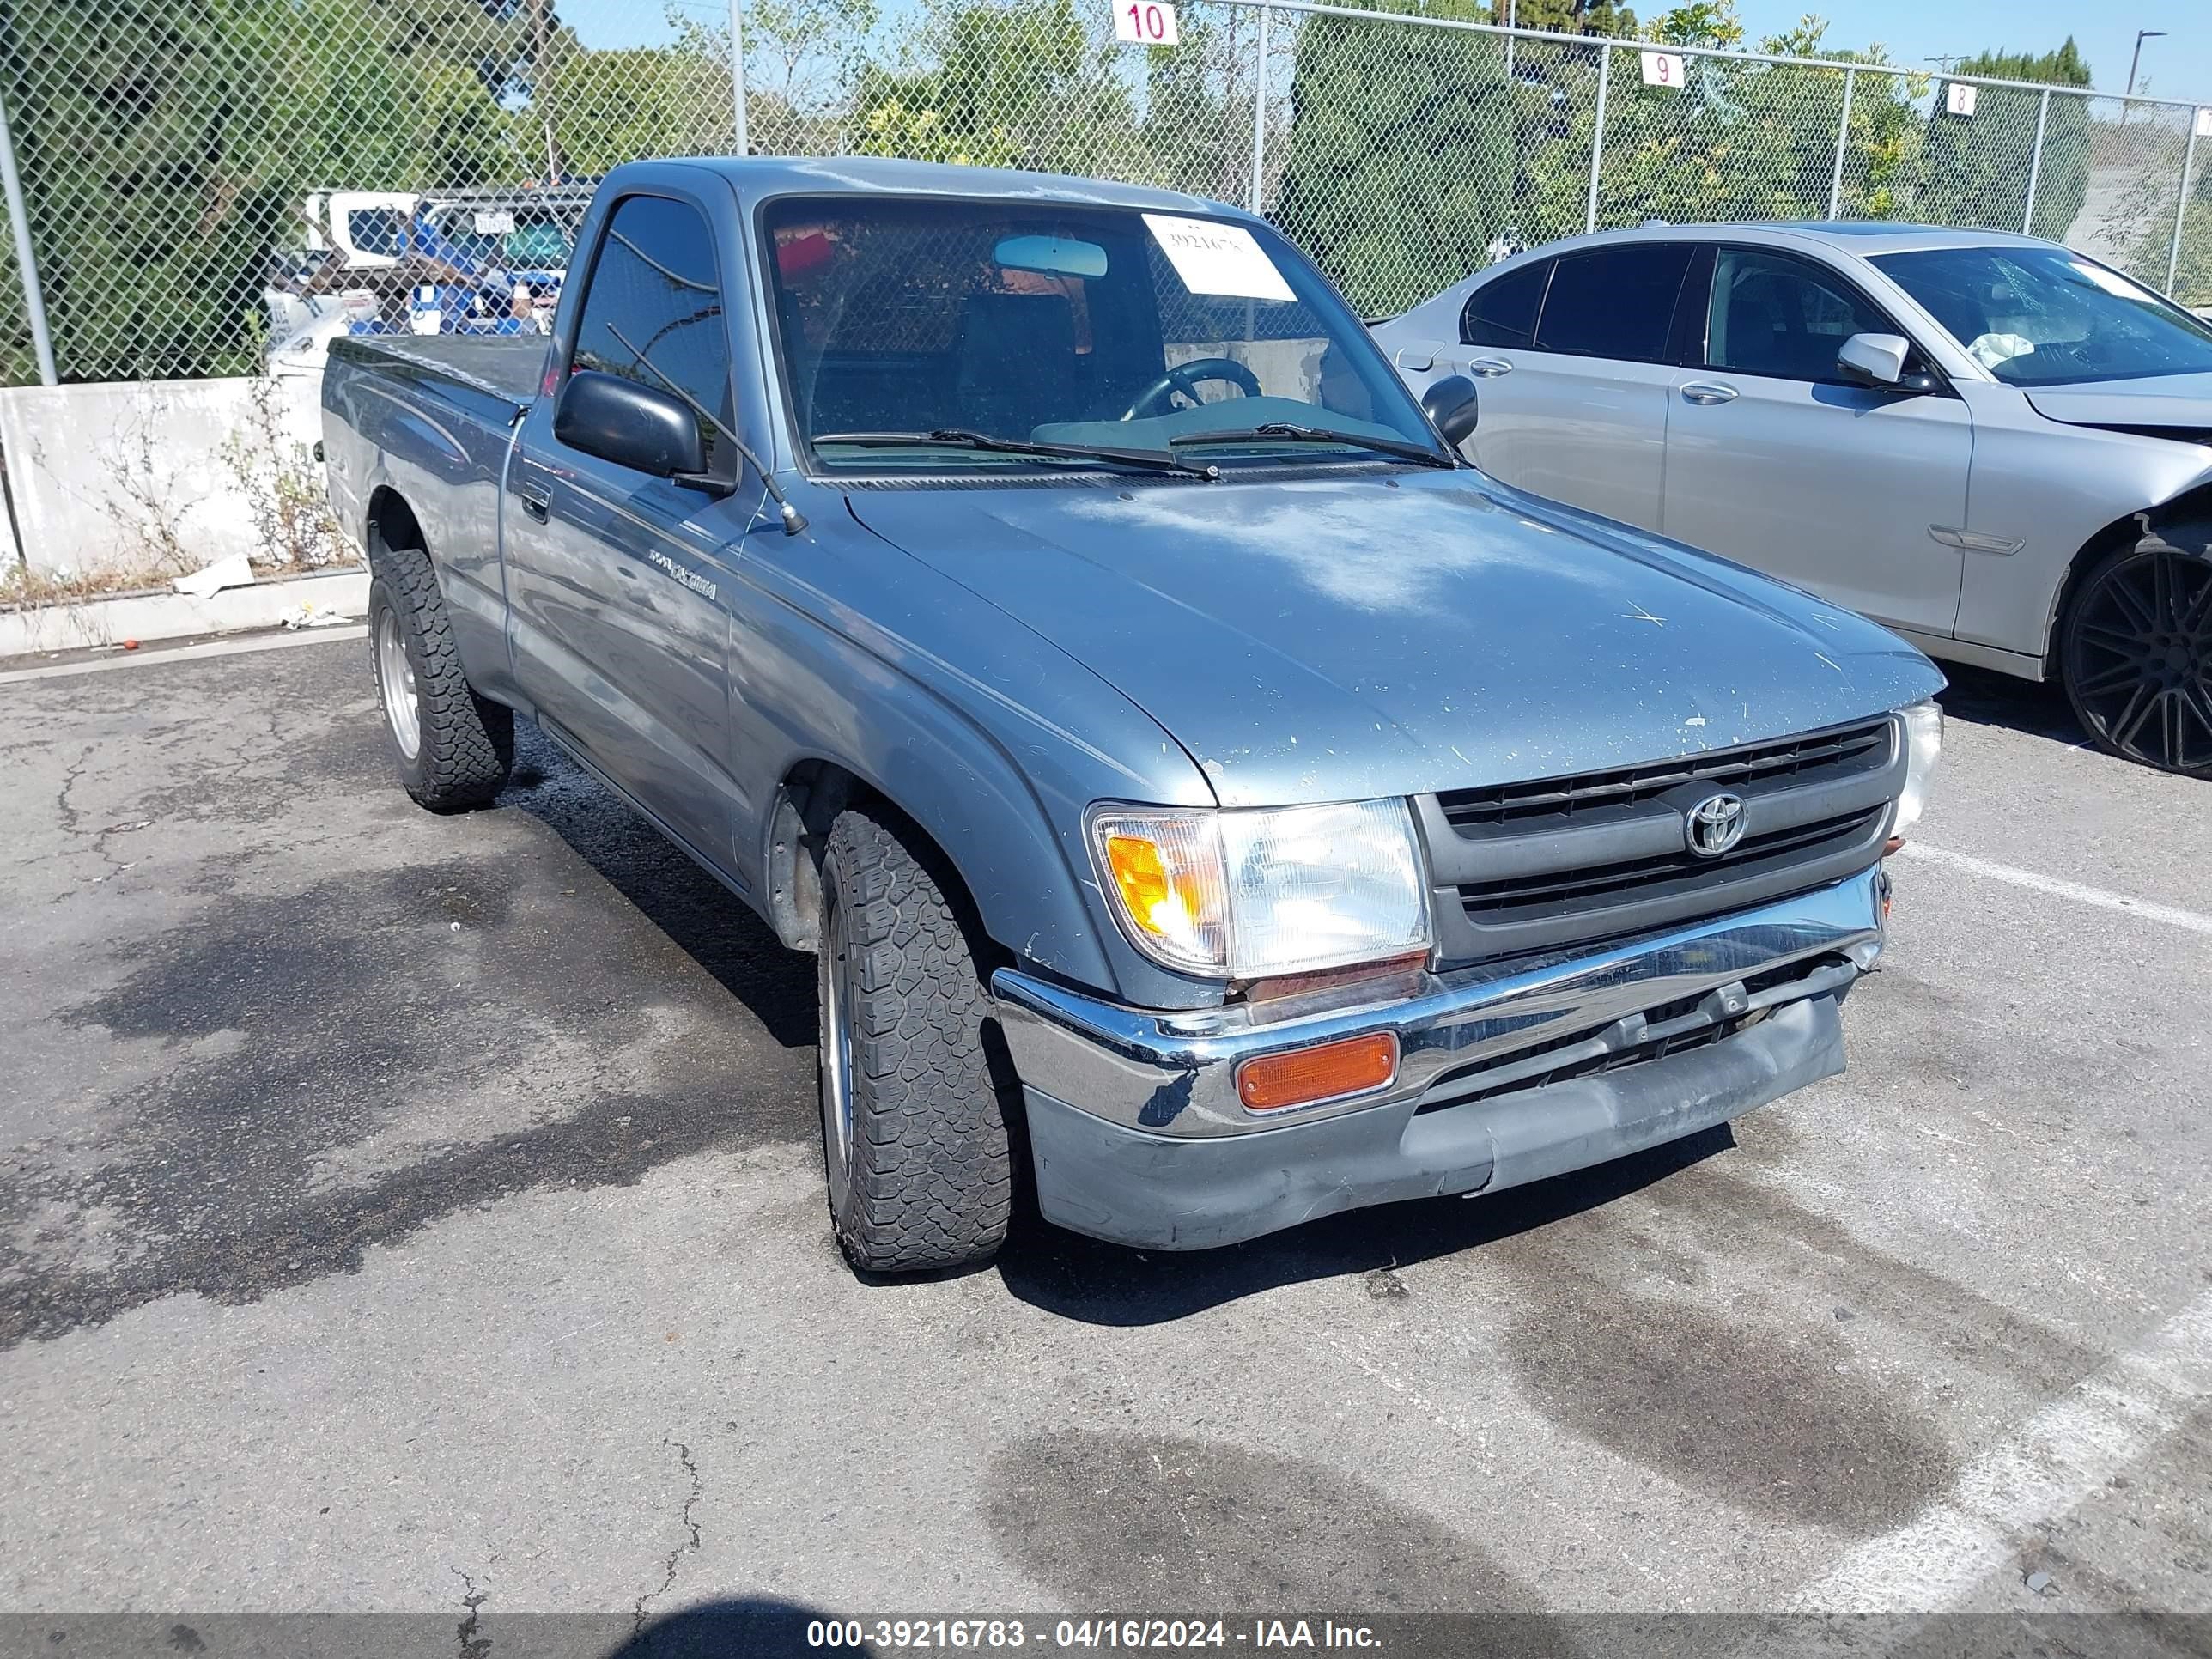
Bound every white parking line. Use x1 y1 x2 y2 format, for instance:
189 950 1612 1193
0 625 366 685
1900 842 2212 938
1790 1289 2212 1612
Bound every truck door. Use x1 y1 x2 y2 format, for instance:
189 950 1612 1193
503 189 750 872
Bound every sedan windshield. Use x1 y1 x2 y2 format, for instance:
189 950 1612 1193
761 196 1448 472
1872 245 2212 386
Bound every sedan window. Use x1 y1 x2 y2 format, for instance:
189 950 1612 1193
1705 248 1891 383
1531 244 1693 362
1460 259 1548 347
1872 245 2212 386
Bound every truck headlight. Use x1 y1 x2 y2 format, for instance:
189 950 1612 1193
1891 699 1943 841
1089 799 1432 980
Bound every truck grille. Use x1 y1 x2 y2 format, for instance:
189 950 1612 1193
1418 718 1900 966
1438 720 1892 830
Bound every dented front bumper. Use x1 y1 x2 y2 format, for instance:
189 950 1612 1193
988 866 1886 1249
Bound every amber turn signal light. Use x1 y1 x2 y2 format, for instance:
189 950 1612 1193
1236 1032 1400 1113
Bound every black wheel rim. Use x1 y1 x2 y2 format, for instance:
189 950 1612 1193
2068 550 2212 774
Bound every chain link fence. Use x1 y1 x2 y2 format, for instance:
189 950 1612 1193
0 0 2205 385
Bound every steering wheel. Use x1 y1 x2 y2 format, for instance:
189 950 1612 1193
1121 356 1264 421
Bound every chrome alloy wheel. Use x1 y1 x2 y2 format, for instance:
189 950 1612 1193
817 887 857 1213
374 606 422 762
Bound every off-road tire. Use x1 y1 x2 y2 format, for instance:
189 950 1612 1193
367 531 514 811
817 808 1016 1274
2059 518 2212 780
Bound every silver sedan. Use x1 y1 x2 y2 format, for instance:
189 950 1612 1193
1375 223 2212 776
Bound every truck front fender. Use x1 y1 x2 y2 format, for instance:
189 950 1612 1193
727 544 1219 1011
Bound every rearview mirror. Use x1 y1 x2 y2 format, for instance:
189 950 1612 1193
1836 331 1911 388
1421 374 1480 446
554 369 707 480
994 234 1108 278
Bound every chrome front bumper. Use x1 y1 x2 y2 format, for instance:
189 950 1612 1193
990 866 1887 1139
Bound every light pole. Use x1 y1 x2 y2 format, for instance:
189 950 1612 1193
2127 29 2166 98
2123 29 2165 131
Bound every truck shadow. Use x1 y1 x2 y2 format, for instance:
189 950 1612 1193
501 722 818 1052
994 1125 1735 1326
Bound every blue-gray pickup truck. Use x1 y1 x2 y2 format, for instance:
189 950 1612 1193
320 156 1945 1275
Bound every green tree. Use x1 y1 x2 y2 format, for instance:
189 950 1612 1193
1273 0 1518 316
1139 9 1258 201
0 0 527 380
1513 5 1926 234
851 0 1139 177
1920 40 2093 240
549 21 736 177
1498 0 1638 35
747 0 880 126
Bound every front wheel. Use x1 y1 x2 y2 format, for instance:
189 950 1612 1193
2060 525 2212 779
816 808 1016 1275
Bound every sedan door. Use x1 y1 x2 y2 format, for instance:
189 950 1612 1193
1380 255 1549 473
1661 244 1972 639
1385 244 1692 529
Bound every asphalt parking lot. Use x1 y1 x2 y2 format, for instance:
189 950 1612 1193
2 633 2209 1649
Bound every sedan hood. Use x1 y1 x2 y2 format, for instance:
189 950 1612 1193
847 470 1942 807
2027 374 2212 434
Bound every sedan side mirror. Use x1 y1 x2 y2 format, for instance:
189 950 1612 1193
554 369 708 480
1836 331 1911 389
1420 374 1480 446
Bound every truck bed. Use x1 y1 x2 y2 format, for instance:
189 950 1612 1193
326 333 546 411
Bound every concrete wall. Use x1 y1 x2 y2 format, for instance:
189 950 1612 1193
0 372 326 577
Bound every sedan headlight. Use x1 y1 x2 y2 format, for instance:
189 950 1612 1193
1089 799 1432 980
1892 699 1943 841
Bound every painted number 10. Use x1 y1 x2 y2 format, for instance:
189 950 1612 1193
1115 0 1180 46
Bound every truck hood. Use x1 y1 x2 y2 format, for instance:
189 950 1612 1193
846 469 1942 807
2027 374 2212 435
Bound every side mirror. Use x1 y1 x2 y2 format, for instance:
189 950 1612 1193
554 369 707 480
1421 374 1480 446
1836 331 1911 388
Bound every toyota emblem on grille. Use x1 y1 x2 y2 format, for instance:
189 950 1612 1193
1686 792 1747 858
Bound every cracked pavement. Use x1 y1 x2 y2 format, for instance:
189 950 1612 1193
1 636 2209 1643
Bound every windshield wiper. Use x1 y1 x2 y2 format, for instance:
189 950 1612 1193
1169 422 1455 467
813 428 1218 480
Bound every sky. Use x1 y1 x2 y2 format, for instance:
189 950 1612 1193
1730 0 2208 106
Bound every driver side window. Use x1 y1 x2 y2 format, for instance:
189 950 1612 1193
1705 249 1895 384
572 195 733 467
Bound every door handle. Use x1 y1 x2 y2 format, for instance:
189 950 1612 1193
1465 356 1515 378
1680 381 1739 405
519 486 550 523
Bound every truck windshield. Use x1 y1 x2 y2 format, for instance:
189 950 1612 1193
1871 245 2212 386
761 196 1447 472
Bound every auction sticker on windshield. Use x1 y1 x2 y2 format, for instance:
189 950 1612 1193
1142 213 1296 303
